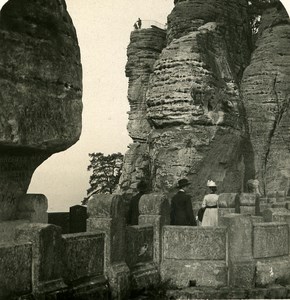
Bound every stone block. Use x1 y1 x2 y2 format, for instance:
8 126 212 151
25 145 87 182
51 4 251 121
276 190 286 202
253 222 289 258
217 208 235 225
256 256 290 287
259 203 271 215
87 194 124 218
87 217 125 267
48 212 70 234
126 225 154 268
272 202 288 208
62 232 104 283
161 260 227 288
0 243 32 299
220 214 253 261
263 208 290 222
17 194 48 223
217 193 238 208
240 206 256 215
0 219 29 244
109 262 130 300
139 214 165 265
131 262 159 292
69 205 87 233
163 226 226 260
229 261 255 288
15 223 66 293
239 193 257 206
66 275 109 300
139 193 170 217
285 201 290 210
251 216 263 223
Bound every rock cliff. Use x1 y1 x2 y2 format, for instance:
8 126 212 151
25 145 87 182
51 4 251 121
0 0 82 220
120 0 290 204
241 2 290 195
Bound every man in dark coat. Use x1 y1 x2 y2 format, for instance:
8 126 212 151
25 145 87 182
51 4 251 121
128 180 148 225
170 178 196 226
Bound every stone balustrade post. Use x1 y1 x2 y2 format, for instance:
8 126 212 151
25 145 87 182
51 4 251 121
15 223 66 296
87 194 130 300
220 214 255 288
138 193 170 266
16 194 48 223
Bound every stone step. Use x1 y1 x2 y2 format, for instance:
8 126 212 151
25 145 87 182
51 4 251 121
166 284 290 299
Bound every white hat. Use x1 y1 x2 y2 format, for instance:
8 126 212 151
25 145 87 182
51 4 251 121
207 180 216 187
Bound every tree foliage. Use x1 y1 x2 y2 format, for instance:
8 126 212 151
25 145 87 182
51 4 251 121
82 152 124 205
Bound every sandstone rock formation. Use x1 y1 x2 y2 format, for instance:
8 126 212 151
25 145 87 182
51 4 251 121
0 0 82 220
241 2 290 195
120 0 290 204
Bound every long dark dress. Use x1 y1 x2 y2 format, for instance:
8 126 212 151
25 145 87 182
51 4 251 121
170 190 196 226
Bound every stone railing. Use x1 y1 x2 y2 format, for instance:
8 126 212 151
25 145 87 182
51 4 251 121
1 192 290 299
134 20 167 30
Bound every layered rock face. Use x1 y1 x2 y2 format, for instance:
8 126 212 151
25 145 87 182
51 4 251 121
121 0 290 203
0 0 82 220
120 28 166 192
241 4 290 195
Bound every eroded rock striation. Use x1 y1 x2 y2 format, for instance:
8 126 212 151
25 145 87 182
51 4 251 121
241 3 290 195
121 0 290 205
0 0 82 220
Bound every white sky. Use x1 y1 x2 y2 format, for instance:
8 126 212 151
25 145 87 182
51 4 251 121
0 0 289 211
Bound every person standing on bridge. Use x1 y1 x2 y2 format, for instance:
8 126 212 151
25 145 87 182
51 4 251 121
170 178 196 226
201 180 219 226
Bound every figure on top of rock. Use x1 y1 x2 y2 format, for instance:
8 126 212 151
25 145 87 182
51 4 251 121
128 180 148 225
170 178 196 226
137 18 142 29
201 180 219 226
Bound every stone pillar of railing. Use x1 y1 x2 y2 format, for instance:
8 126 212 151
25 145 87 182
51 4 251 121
15 223 67 297
87 194 130 300
217 193 239 225
220 214 255 288
239 193 260 215
16 194 48 223
138 193 170 266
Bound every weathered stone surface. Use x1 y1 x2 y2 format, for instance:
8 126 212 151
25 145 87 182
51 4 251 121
217 208 235 225
17 194 48 223
0 0 82 221
253 222 289 258
218 193 239 208
62 232 104 283
220 214 253 261
161 260 227 288
125 225 154 269
130 263 159 292
163 226 227 260
229 261 255 288
87 194 124 219
240 206 256 215
241 4 290 195
263 207 290 222
0 243 32 298
119 28 166 194
15 223 65 292
120 0 254 201
256 256 290 287
0 219 29 244
139 193 170 216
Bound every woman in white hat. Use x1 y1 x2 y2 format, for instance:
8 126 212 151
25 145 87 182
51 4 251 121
201 180 219 226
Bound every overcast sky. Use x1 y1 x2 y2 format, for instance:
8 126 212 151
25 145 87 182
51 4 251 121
0 0 289 211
